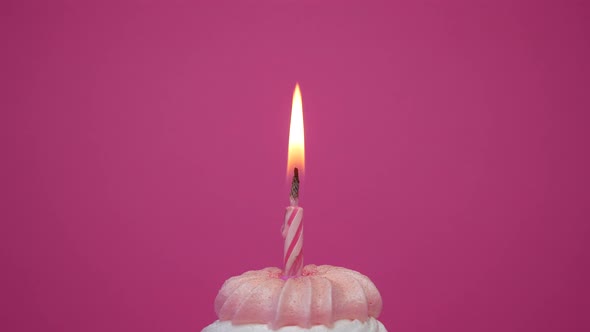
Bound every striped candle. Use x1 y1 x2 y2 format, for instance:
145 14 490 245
283 83 305 277
282 206 304 277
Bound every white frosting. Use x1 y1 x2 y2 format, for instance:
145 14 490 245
202 318 387 332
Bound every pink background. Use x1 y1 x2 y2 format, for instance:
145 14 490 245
2 1 590 331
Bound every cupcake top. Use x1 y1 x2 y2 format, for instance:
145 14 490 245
214 264 383 329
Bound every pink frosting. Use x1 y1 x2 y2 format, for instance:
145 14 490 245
214 265 383 329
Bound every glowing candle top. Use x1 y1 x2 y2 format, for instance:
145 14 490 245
287 83 305 179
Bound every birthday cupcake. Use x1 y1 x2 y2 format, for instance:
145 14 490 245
201 264 387 332
202 84 388 331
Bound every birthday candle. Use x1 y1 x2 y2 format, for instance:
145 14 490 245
283 83 305 277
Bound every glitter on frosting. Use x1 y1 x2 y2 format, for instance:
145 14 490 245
214 265 383 329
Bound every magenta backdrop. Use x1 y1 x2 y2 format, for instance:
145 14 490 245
2 1 590 331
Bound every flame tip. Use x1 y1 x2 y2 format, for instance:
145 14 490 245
287 82 305 174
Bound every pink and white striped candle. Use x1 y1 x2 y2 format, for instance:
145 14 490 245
282 205 303 277
283 83 305 277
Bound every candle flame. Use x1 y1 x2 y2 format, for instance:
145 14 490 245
287 83 305 177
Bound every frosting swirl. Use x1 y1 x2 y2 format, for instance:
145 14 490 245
214 265 383 329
